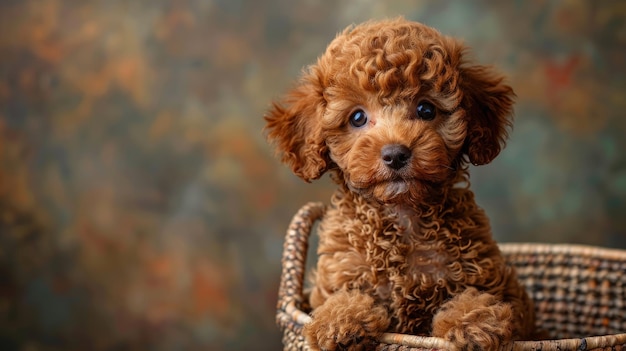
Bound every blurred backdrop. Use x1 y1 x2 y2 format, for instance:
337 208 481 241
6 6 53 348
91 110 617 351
1 0 625 350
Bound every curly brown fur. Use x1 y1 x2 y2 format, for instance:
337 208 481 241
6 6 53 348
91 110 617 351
266 18 535 351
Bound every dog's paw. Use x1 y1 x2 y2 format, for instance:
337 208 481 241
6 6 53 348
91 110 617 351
432 288 513 351
303 290 389 351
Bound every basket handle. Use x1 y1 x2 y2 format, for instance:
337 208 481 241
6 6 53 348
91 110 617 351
277 202 325 325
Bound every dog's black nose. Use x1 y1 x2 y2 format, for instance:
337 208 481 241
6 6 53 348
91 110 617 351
381 144 411 170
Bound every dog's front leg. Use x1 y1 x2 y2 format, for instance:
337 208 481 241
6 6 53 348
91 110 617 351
431 287 514 351
303 289 390 351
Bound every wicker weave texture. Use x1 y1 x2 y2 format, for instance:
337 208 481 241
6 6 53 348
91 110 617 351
501 243 626 339
277 202 626 351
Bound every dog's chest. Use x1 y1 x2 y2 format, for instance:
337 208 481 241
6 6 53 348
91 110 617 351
348 204 455 301
391 206 451 280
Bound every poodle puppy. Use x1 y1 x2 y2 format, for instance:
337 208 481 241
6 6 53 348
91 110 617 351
265 18 535 351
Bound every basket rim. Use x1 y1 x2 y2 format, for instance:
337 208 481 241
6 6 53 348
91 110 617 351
278 202 626 351
381 332 626 351
499 242 626 261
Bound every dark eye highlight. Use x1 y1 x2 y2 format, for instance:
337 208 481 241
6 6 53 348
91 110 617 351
416 101 437 121
349 109 368 128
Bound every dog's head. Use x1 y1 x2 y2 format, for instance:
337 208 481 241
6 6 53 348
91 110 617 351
265 18 514 203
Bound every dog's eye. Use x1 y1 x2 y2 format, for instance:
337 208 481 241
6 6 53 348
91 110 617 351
349 109 368 128
416 101 437 121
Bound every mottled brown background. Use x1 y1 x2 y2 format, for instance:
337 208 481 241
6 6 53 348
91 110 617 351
1 0 625 350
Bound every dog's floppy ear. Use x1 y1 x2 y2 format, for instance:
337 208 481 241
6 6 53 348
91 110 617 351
460 64 515 166
264 67 329 182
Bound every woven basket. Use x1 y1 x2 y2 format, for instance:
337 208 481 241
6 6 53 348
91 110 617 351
277 202 626 351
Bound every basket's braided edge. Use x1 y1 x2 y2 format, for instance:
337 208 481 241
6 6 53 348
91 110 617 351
277 202 325 351
500 334 626 351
